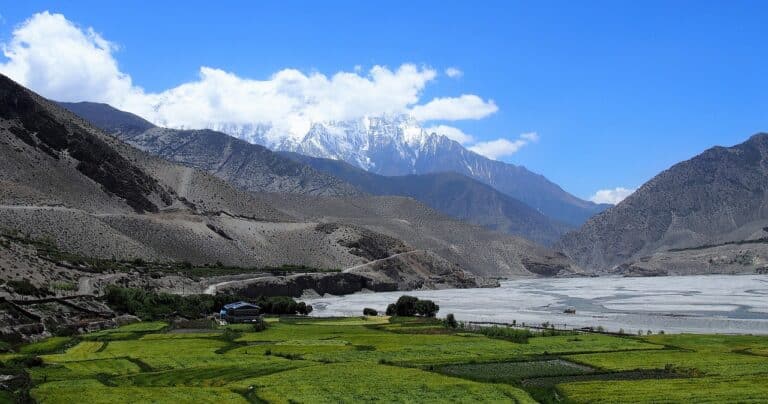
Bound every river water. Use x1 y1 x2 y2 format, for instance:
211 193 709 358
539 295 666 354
303 275 768 334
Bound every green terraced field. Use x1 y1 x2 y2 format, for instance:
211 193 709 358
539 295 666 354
19 337 72 354
3 317 766 403
559 376 768 403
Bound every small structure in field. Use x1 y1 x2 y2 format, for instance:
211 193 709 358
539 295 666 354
564 307 576 314
220 301 262 323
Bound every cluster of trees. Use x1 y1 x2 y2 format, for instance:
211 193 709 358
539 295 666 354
254 296 313 315
385 295 439 317
104 287 313 320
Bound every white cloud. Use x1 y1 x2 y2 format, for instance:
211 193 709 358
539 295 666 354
468 132 539 160
589 187 635 204
0 11 138 105
0 12 499 141
424 125 474 144
445 67 463 78
411 94 498 121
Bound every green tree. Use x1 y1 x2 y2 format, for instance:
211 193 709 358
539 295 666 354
363 308 378 316
415 299 439 317
444 313 458 328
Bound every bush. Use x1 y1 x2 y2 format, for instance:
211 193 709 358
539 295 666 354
415 299 439 317
363 308 378 316
394 295 419 316
385 303 396 316
444 313 458 329
478 326 532 343
222 328 241 342
252 318 268 332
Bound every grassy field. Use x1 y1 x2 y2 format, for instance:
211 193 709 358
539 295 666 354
2 316 767 403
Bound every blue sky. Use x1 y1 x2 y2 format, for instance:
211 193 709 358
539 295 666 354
2 1 767 202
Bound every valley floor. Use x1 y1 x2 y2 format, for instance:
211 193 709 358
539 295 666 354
2 317 768 403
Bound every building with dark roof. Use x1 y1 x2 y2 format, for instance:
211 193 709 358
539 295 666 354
220 301 261 323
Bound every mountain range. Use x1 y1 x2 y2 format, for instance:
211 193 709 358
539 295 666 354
200 116 609 226
60 102 569 245
0 74 578 303
280 152 570 245
62 98 768 278
12 69 768 282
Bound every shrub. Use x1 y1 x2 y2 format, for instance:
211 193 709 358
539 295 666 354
394 295 419 316
363 308 378 316
385 304 396 316
252 318 268 332
444 313 458 329
478 326 532 343
222 328 241 342
23 356 43 367
415 299 439 317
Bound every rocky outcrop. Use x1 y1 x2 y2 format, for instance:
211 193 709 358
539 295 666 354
216 251 498 299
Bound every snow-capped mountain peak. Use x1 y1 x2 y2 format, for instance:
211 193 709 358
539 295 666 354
200 114 606 225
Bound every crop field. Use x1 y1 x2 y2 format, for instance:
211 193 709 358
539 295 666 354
438 359 593 383
2 316 767 403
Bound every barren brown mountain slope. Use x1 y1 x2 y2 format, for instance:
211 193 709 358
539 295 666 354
558 133 768 274
0 74 465 285
0 73 578 302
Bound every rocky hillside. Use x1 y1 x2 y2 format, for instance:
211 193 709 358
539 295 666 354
262 193 578 278
58 99 580 276
59 102 360 197
282 152 571 245
0 74 485 291
558 133 768 273
0 74 578 307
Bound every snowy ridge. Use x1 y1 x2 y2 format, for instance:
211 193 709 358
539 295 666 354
198 114 607 225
